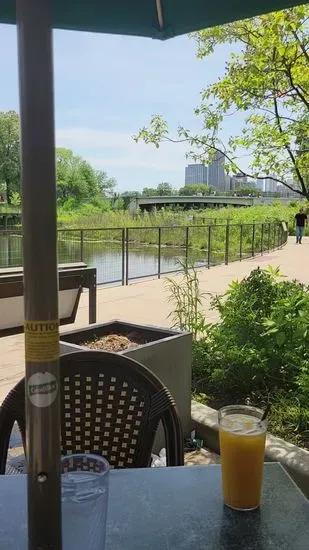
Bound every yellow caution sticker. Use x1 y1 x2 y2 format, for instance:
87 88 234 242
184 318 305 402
24 320 59 363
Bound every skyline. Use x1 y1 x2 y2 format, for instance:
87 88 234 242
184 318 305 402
0 24 247 192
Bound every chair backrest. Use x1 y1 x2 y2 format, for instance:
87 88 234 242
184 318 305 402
0 351 184 473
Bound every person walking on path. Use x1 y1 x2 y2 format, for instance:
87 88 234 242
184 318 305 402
295 207 307 244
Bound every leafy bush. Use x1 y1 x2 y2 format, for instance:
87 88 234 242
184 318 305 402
187 267 309 447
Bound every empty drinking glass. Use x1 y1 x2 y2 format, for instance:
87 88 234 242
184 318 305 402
61 454 109 550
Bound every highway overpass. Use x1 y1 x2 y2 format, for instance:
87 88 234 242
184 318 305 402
129 195 294 213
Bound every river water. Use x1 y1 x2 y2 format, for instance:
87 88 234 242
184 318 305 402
0 234 207 284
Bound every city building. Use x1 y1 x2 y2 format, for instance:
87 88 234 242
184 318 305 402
264 177 277 194
233 173 248 187
256 179 264 192
185 164 208 185
279 181 302 198
207 152 227 191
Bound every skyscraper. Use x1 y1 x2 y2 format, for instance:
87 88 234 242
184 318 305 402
233 173 248 187
256 179 264 192
207 152 227 191
264 177 277 193
185 164 208 185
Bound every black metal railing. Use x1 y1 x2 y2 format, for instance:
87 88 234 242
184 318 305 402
0 221 288 285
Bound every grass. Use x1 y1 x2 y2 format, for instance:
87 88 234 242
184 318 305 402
0 203 21 214
56 202 298 255
57 201 307 234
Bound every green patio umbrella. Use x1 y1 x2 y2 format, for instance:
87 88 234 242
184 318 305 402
0 1 307 549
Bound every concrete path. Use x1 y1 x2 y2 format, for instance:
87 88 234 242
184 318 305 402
1 237 308 403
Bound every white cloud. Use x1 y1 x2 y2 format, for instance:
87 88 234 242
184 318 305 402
56 126 188 172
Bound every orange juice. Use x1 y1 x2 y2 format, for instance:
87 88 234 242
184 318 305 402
219 408 267 511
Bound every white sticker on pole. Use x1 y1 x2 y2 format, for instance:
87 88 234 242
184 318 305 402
28 372 58 408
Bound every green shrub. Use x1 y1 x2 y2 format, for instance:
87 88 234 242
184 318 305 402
187 266 309 447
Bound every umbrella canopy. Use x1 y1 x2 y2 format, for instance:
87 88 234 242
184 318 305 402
1 0 306 39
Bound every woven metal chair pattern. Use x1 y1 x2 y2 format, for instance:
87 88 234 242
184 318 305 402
0 350 184 473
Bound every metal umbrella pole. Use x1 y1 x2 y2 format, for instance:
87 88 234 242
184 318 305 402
16 0 62 548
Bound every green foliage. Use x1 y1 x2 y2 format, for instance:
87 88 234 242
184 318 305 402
188 267 309 446
95 170 116 196
179 183 212 196
56 148 116 206
229 186 261 197
57 199 112 225
56 203 292 259
58 200 296 228
0 110 117 209
10 191 21 206
142 182 173 196
257 392 309 447
142 187 159 196
0 111 20 204
165 262 210 339
135 7 309 199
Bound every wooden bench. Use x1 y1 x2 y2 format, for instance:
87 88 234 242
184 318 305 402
0 266 96 337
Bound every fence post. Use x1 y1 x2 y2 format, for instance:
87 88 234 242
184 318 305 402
158 227 161 279
239 224 243 261
225 223 230 265
277 223 280 248
121 228 125 285
125 228 129 285
207 225 212 269
8 232 12 267
261 223 264 255
80 229 84 262
185 226 189 271
268 223 271 252
252 223 256 257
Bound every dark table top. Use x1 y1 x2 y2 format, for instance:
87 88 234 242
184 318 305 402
0 463 309 549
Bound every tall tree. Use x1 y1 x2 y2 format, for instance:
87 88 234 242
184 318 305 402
0 111 20 204
95 170 116 196
56 149 116 204
179 183 212 195
142 187 159 196
157 182 173 196
135 7 309 199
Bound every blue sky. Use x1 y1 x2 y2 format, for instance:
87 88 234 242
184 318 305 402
0 24 243 192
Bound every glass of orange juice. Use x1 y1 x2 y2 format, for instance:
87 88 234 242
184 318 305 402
219 405 267 511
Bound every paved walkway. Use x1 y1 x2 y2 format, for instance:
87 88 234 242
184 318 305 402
1 237 308 403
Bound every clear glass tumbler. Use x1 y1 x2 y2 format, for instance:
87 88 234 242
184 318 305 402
218 405 267 511
61 454 109 550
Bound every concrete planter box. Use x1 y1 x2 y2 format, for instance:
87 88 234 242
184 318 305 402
60 321 192 450
192 401 309 499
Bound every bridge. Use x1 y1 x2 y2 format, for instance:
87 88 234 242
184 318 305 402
129 195 294 213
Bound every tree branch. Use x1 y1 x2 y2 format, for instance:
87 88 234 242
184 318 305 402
273 93 307 197
285 63 309 110
292 29 309 64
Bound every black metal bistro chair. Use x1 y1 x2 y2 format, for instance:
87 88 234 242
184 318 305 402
0 351 184 473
